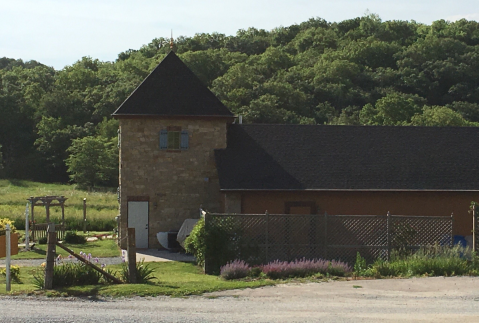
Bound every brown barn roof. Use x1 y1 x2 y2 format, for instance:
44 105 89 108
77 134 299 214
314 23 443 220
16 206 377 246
214 124 479 191
112 51 233 118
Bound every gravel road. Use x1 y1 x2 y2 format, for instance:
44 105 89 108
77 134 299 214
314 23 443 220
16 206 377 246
1 276 478 322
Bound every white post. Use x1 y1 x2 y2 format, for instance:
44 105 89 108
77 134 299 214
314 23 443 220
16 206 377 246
25 203 30 250
6 224 11 292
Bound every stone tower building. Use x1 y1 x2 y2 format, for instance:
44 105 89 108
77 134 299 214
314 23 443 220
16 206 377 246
113 51 234 249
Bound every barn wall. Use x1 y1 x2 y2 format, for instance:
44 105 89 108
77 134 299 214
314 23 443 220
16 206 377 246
237 191 479 236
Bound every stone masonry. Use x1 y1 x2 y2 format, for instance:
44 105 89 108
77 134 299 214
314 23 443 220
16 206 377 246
118 117 228 249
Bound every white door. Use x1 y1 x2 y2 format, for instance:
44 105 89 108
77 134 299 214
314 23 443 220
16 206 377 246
127 201 149 249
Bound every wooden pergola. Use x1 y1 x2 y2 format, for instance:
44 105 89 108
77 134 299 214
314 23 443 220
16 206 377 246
27 196 68 241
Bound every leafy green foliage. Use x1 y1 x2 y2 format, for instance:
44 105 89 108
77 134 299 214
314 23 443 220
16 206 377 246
363 245 478 277
184 218 206 266
65 136 118 189
0 265 21 283
184 217 259 274
33 262 103 289
0 218 16 233
63 231 87 244
119 259 156 284
353 252 367 277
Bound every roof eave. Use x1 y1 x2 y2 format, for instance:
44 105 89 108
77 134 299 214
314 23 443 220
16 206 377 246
113 114 235 119
219 188 479 192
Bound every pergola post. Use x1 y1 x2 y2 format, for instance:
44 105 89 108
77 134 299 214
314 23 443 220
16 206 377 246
61 196 65 227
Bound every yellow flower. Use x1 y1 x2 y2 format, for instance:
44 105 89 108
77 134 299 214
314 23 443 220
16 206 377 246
41 262 46 268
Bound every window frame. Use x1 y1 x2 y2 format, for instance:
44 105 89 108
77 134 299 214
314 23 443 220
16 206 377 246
159 126 189 151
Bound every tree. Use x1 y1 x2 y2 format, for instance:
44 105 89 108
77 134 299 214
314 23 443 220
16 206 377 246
410 106 477 126
65 136 118 189
359 92 424 125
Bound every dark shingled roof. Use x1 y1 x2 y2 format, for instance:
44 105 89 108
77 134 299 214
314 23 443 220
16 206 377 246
112 51 233 117
215 124 479 191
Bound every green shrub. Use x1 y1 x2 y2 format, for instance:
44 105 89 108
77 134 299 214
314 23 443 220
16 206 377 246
63 231 87 244
0 218 16 234
249 266 262 278
353 252 367 277
38 236 47 244
184 218 206 266
0 265 21 283
13 217 25 230
33 262 103 289
184 217 259 274
119 259 155 284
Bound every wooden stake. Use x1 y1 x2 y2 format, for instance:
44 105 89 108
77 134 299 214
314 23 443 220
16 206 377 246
127 228 137 283
5 224 11 292
44 223 56 290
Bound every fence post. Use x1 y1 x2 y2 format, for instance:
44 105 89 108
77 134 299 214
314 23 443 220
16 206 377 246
265 210 269 263
387 211 391 261
203 212 214 274
83 198 87 233
31 198 35 242
5 224 11 292
127 227 137 284
44 223 56 290
25 203 30 250
324 212 328 260
473 206 476 252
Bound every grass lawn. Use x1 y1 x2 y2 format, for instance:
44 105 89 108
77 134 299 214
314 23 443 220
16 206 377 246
0 262 276 297
0 179 117 231
11 239 121 259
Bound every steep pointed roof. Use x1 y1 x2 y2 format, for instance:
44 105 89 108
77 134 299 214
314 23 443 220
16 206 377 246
112 51 233 118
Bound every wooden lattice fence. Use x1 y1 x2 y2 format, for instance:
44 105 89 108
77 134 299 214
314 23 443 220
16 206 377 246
204 212 453 273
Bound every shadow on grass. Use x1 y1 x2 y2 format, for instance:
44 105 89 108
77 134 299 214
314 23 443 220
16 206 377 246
60 285 108 301
30 248 46 256
7 179 29 187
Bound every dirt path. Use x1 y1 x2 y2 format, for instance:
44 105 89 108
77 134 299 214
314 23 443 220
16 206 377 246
1 276 478 322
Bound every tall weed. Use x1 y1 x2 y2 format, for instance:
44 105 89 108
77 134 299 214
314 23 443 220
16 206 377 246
364 245 478 277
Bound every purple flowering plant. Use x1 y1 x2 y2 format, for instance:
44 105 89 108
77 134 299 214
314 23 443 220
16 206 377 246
220 257 352 280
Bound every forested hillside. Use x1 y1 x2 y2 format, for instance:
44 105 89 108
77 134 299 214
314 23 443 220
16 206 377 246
1 15 479 185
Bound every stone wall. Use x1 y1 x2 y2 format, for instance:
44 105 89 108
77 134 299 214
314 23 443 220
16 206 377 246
118 117 228 249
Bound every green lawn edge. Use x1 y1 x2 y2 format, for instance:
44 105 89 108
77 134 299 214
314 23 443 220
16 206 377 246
0 262 277 297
